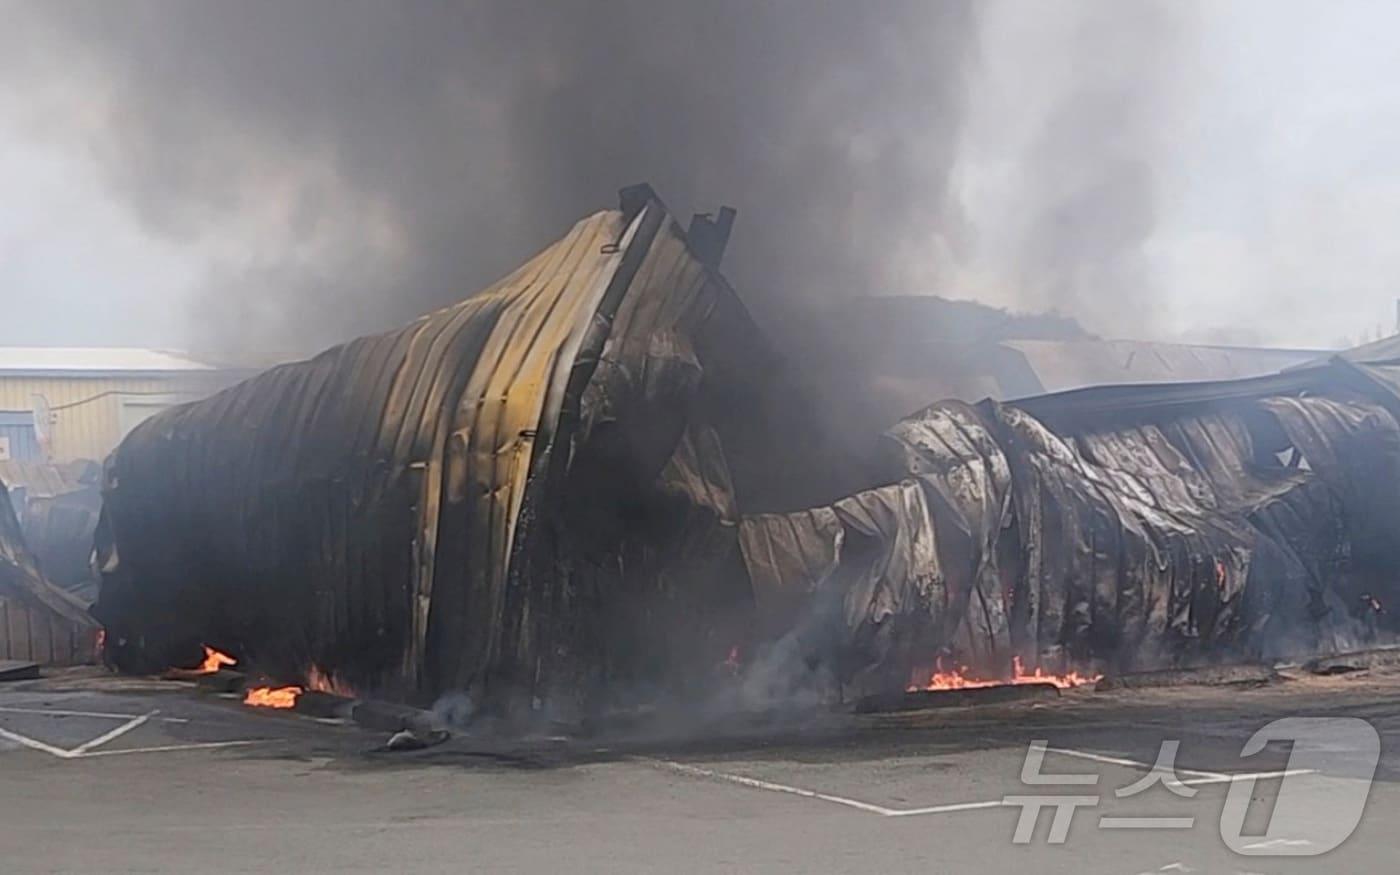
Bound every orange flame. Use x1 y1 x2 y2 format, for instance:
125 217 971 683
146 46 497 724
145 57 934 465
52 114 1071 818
243 686 302 708
305 665 356 697
197 646 237 674
910 656 1101 692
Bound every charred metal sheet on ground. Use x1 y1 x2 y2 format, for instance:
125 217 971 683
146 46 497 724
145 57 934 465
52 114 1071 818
1302 646 1400 675
0 476 98 666
1094 663 1278 691
853 681 1060 714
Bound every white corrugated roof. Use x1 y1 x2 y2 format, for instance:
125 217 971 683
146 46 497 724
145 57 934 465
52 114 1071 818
0 347 217 373
1003 339 1325 395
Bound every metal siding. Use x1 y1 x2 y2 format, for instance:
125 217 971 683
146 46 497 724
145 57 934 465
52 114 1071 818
0 374 233 461
435 209 635 694
0 477 97 665
95 195 744 707
0 413 41 461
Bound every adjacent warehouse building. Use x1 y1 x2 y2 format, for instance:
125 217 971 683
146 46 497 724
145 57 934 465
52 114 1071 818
0 347 240 463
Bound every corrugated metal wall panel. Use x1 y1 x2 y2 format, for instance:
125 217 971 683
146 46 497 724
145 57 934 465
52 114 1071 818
0 412 41 461
0 476 98 665
95 191 756 709
0 374 234 461
0 594 95 665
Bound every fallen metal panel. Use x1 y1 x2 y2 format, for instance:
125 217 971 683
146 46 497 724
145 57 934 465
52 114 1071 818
0 476 97 666
736 374 1400 690
738 480 946 692
0 659 40 682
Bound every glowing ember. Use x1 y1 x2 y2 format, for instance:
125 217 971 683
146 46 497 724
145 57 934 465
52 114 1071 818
910 656 1100 692
243 686 302 708
306 665 355 697
197 645 237 674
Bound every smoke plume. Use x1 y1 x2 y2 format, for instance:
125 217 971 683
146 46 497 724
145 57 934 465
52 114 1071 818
1 0 978 361
1012 1 1186 331
952 0 1192 336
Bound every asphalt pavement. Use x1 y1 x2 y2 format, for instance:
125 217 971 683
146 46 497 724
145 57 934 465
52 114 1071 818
2 668 1398 873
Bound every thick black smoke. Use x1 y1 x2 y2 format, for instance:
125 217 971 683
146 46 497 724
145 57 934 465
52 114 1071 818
3 0 978 360
1008 0 1187 331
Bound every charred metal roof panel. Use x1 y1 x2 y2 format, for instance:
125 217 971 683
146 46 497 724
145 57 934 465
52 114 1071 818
96 192 768 706
1006 365 1353 435
97 207 643 691
424 206 644 693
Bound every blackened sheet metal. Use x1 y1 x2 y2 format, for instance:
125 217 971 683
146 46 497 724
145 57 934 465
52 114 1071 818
976 392 1400 671
0 476 97 665
884 400 1014 666
1011 366 1336 432
95 190 776 710
738 372 1400 686
739 480 945 690
96 206 638 695
1 459 102 595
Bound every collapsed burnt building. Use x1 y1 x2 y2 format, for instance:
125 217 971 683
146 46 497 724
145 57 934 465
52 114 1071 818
745 354 1400 693
93 186 860 713
91 185 1400 715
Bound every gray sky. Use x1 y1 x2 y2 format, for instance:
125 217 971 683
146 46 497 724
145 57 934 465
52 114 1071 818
1 0 1397 359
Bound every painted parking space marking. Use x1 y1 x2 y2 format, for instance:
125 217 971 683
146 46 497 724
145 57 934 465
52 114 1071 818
66 710 152 756
0 705 265 760
0 704 189 723
1042 745 1229 780
642 747 1312 819
77 739 265 758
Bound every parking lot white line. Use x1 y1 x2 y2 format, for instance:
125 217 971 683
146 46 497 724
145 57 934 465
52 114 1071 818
0 725 76 759
1044 746 1229 780
644 758 1011 818
644 758 900 815
1178 769 1314 786
642 754 1309 821
886 799 1008 817
67 710 155 755
76 739 266 758
0 705 188 723
0 708 264 760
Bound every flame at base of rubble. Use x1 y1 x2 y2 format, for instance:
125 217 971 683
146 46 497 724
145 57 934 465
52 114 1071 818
243 686 302 708
306 665 355 698
910 656 1101 692
198 645 237 674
